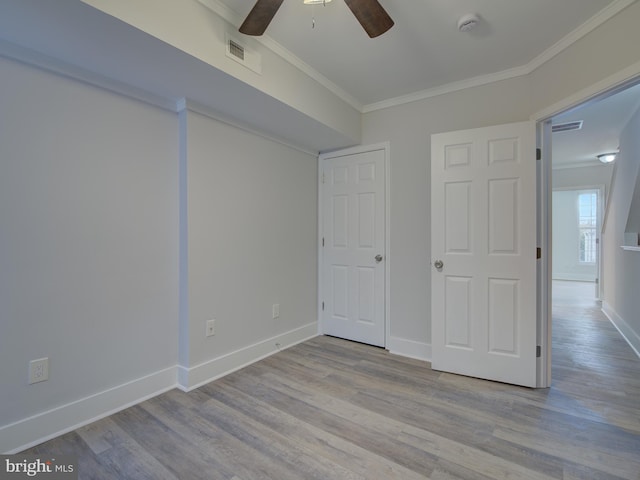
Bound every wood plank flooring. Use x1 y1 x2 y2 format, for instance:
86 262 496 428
24 281 640 479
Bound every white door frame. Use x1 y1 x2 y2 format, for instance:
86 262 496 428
533 63 640 388
317 142 391 347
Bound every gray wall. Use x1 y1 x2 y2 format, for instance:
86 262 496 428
602 104 640 353
0 56 179 426
181 108 318 373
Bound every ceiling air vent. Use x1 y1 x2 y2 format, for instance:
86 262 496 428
552 120 583 133
228 39 245 61
224 33 262 74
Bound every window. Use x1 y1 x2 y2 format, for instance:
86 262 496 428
578 192 597 263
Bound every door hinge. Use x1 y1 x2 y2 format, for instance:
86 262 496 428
536 345 541 358
536 148 542 161
321 172 325 184
537 247 542 259
322 237 325 247
322 301 325 311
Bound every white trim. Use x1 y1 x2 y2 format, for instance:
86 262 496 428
532 60 640 121
177 98 319 157
318 142 391 348
602 302 640 359
552 274 597 282
363 65 530 113
537 120 553 388
525 0 638 73
0 367 178 454
386 337 431 362
365 0 637 113
537 63 640 388
1 323 318 453
0 39 177 113
177 323 318 391
621 245 640 251
552 160 612 171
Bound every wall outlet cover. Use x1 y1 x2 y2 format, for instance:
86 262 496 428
29 357 49 384
206 319 215 337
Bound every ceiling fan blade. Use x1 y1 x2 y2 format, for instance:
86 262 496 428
344 0 394 38
239 0 284 36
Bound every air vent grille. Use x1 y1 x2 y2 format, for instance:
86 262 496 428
228 39 245 61
552 121 583 133
224 33 261 74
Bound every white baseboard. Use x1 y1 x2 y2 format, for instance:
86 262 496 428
552 274 596 282
387 336 431 362
177 323 318 391
1 366 178 454
2 324 318 454
602 302 640 359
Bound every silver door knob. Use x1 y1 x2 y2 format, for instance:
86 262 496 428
433 260 444 269
375 254 383 263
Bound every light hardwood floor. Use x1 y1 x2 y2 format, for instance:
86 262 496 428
25 282 640 479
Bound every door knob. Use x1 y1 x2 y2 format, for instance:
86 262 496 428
433 260 444 269
375 254 383 263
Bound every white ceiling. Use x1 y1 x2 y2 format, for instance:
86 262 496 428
221 0 616 106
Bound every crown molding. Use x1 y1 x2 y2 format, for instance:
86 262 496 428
525 0 638 73
363 0 639 113
361 64 530 113
552 160 610 170
532 59 640 121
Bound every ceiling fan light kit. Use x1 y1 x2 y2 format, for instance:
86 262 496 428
597 152 617 164
239 0 394 38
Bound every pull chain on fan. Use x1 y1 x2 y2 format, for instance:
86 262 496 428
306 0 330 30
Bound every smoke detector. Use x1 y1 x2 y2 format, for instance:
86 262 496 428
458 14 479 32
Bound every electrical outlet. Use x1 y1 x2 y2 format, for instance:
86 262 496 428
29 357 49 384
206 319 215 337
272 304 280 319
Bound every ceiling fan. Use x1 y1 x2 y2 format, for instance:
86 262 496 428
239 0 394 38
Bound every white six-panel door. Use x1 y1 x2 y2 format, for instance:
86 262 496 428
431 122 537 387
321 148 385 347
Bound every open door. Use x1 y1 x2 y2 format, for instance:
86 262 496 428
431 121 537 387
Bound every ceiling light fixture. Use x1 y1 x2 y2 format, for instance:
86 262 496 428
304 0 332 4
458 13 479 32
597 153 617 164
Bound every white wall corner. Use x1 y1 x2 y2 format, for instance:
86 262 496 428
602 302 640 359
0 367 178 455
387 336 432 363
177 323 318 392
